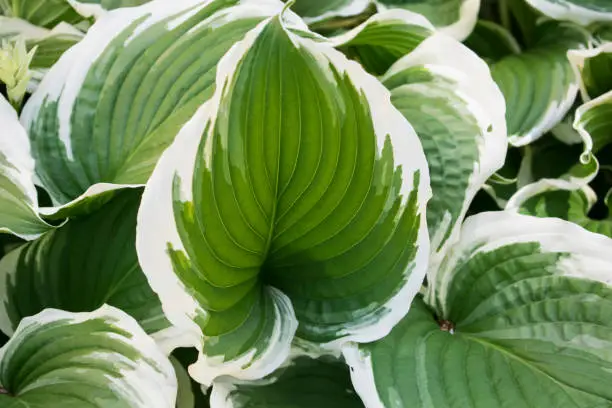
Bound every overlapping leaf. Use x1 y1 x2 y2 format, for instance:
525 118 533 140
525 0 612 26
507 180 612 237
0 94 52 239
382 34 506 260
346 211 612 408
0 306 176 407
289 0 371 23
471 20 590 146
574 90 612 153
374 0 480 40
137 11 430 384
569 42 612 100
0 0 82 28
330 9 434 75
211 356 364 408
0 189 171 338
21 0 287 205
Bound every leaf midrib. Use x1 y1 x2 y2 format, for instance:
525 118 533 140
461 333 604 406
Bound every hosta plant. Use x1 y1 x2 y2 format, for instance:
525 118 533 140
1 0 612 407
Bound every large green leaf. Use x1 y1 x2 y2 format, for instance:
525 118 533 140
490 21 590 146
330 9 434 76
374 0 480 40
382 34 507 260
0 305 176 407
346 211 612 408
0 0 82 28
525 0 612 26
211 356 364 408
0 188 171 338
137 11 430 384
0 94 52 240
21 0 285 205
569 43 612 101
507 180 612 237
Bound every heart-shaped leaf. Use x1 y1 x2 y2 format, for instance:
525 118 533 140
0 305 176 407
137 11 430 384
346 211 612 408
21 0 286 205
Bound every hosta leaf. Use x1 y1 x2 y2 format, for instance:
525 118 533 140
464 20 521 64
21 0 286 205
0 0 82 28
382 34 506 260
0 305 176 407
137 12 430 383
574 90 612 153
374 0 481 40
0 189 171 337
331 9 434 75
568 43 612 100
346 211 612 408
525 0 612 26
0 94 53 240
211 356 364 408
490 21 590 146
507 180 612 237
289 0 371 23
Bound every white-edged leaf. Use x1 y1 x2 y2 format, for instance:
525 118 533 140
210 355 364 408
137 11 430 384
574 89 612 153
0 94 53 240
382 34 507 261
67 0 153 19
525 0 612 26
289 0 371 23
507 179 612 238
490 21 590 146
374 0 481 41
346 211 612 408
0 0 83 28
0 305 177 407
0 188 171 338
330 9 434 75
21 0 287 206
568 42 612 101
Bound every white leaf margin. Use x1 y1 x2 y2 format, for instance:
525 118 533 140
525 0 612 26
375 0 481 41
383 34 507 272
299 0 372 24
574 89 612 146
568 42 612 101
328 8 434 49
505 177 596 211
136 5 431 385
0 94 53 240
433 211 612 316
346 210 612 408
0 304 178 408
